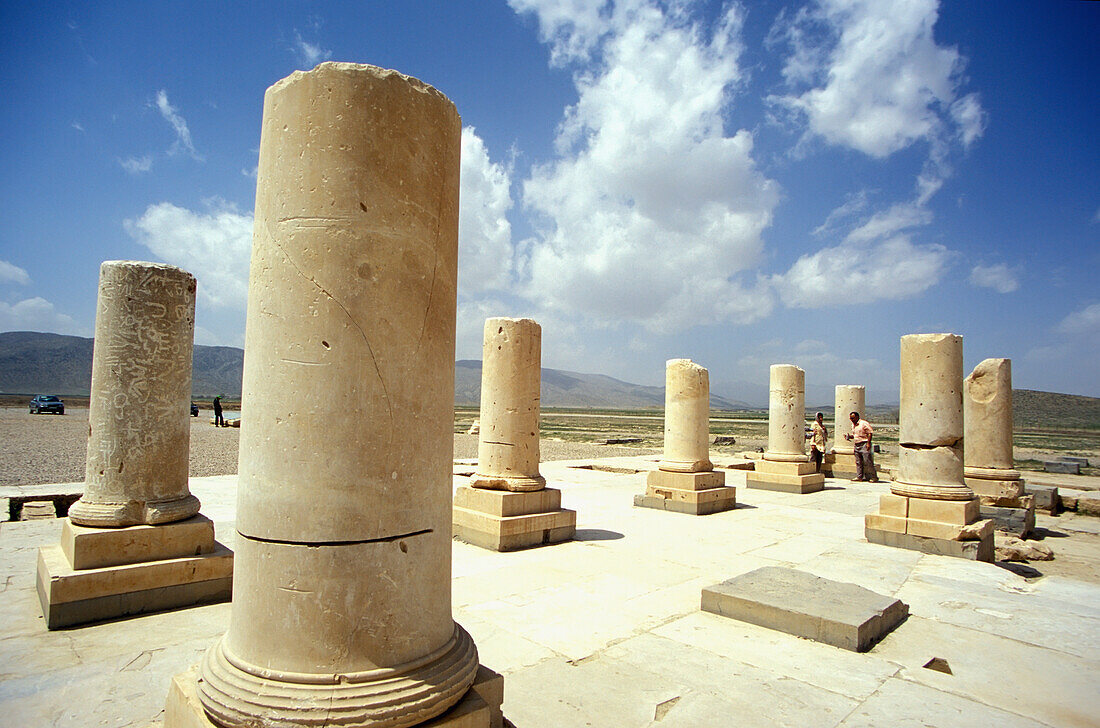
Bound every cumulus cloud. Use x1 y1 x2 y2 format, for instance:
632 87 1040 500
293 30 332 68
0 297 85 335
773 234 950 308
511 0 780 332
458 127 514 294
0 259 31 286
770 0 984 159
124 199 252 309
155 89 201 160
969 263 1019 294
1058 302 1100 337
119 155 153 175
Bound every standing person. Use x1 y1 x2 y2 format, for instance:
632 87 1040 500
213 396 225 428
845 411 878 482
806 411 828 473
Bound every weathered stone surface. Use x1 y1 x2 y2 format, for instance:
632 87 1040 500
764 365 807 462
980 505 1035 537
635 479 738 515
833 385 865 456
1024 483 1059 514
964 358 1015 471
744 470 825 494
187 63 480 728
68 261 199 528
453 500 576 552
701 567 908 652
60 514 216 570
1078 494 1100 517
472 318 545 492
658 359 712 473
36 540 232 629
454 486 561 518
646 468 726 491
866 525 994 562
1058 456 1090 467
995 535 1054 562
1044 460 1081 475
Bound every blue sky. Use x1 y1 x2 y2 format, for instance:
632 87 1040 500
1 0 1097 403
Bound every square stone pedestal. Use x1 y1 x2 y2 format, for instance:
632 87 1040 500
36 514 233 629
865 494 994 562
966 477 1034 537
823 452 857 478
745 460 825 494
161 664 505 728
453 486 576 551
633 469 736 516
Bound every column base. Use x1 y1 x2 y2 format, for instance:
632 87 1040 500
633 469 736 515
745 460 825 494
978 503 1035 538
864 494 994 562
965 475 1028 507
453 487 575 551
36 515 232 629
163 663 505 728
822 453 858 478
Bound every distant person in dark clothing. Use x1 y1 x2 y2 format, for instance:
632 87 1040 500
213 396 225 427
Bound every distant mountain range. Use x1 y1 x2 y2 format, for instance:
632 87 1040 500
3 332 1097 427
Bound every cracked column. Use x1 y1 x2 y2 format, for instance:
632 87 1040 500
37 260 231 629
964 358 1032 536
163 63 500 728
865 334 993 561
454 317 576 550
827 385 865 478
635 359 736 515
746 365 824 494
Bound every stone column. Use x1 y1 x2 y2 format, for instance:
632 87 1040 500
833 385 865 456
471 318 545 492
764 365 807 463
865 334 993 561
747 364 824 493
659 358 712 473
965 358 1031 534
892 334 971 501
195 63 480 727
68 261 200 527
634 359 736 515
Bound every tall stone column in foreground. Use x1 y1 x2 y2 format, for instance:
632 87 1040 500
164 63 499 728
635 359 736 515
964 358 1033 536
746 365 824 493
37 261 231 629
454 317 576 550
865 334 993 561
826 385 865 478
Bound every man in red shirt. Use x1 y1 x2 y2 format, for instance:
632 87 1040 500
845 411 878 482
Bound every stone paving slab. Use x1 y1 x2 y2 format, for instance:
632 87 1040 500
701 566 908 652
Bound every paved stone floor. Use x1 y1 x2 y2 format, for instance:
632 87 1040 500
2 456 1098 727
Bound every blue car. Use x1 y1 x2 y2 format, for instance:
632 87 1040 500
30 395 64 415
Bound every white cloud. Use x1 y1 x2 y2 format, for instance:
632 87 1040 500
155 89 201 160
124 199 252 309
771 0 984 158
0 297 85 335
458 127 514 293
71 121 84 133
0 259 30 286
774 234 951 308
1058 302 1100 337
513 0 780 332
119 155 153 175
293 31 332 68
969 263 1019 294
844 201 932 244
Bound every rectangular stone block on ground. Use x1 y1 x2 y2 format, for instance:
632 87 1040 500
865 525 993 562
701 566 908 652
965 478 1026 505
453 503 576 552
979 504 1035 537
61 514 217 570
1058 456 1090 467
633 484 737 516
164 663 505 728
744 471 825 494
1044 461 1080 475
1024 483 1059 515
646 469 726 491
1078 495 1100 517
37 542 233 629
755 460 817 476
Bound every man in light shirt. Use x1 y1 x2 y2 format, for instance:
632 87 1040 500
845 411 878 482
